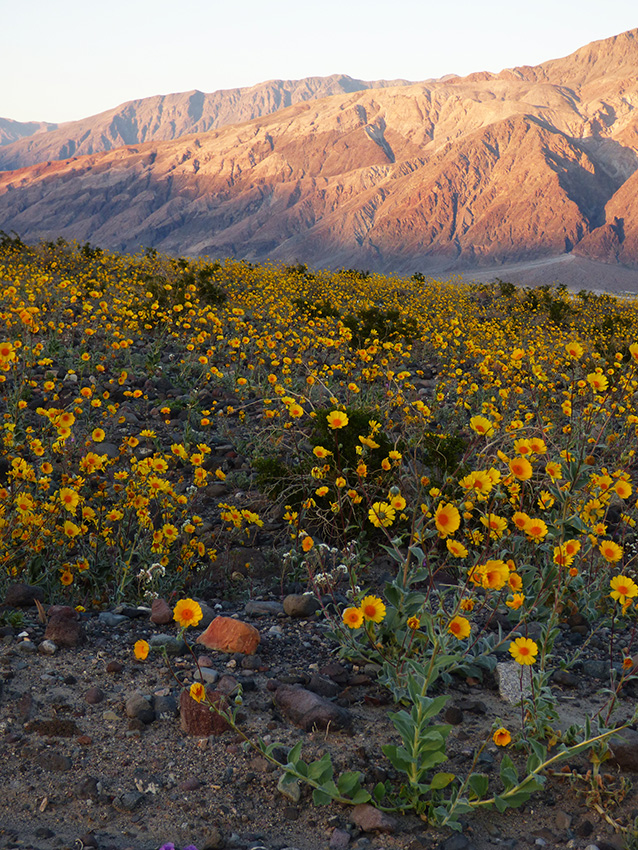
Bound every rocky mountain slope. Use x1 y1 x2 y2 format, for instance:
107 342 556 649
0 75 411 171
1 29 638 274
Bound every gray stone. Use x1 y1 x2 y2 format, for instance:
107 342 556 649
16 640 37 654
245 600 285 617
153 693 179 720
125 692 155 724
195 667 220 685
582 660 608 679
38 640 57 655
283 594 321 618
116 790 145 811
98 612 129 627
609 728 638 771
495 661 532 704
149 634 186 655
37 752 73 772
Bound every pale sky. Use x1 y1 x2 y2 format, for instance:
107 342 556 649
3 0 637 124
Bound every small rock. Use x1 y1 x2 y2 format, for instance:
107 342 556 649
274 684 352 731
552 669 579 688
444 706 464 725
195 667 220 685
179 688 231 736
75 777 99 800
241 654 262 670
330 828 352 850
216 674 241 696
153 693 179 720
37 751 73 772
98 611 130 627
84 687 105 705
495 661 532 704
150 598 173 625
106 660 124 673
555 810 572 830
283 594 321 617
307 674 340 698
115 790 145 812
245 600 284 617
149 634 186 655
38 640 57 655
125 692 155 724
17 639 37 654
44 609 84 648
609 728 638 770
197 616 260 655
202 825 225 850
179 777 202 791
351 803 397 833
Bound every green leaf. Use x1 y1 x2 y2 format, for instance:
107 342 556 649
307 752 333 784
382 743 415 773
494 794 508 813
499 754 519 791
287 740 303 765
337 771 363 796
430 772 456 790
351 788 372 804
468 773 489 799
373 782 386 803
502 790 534 808
312 788 333 806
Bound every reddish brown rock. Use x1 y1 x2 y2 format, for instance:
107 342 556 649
4 582 45 608
196 616 260 655
44 608 84 648
273 684 352 731
150 598 173 625
352 804 397 833
179 689 231 736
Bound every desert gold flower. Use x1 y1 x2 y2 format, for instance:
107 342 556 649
448 616 471 639
407 616 420 630
342 607 364 629
189 682 206 702
509 456 533 481
434 502 460 537
360 595 386 623
173 598 203 628
134 640 150 661
326 410 349 429
470 415 494 437
600 540 623 563
509 637 538 665
368 502 395 528
493 727 512 746
610 575 638 603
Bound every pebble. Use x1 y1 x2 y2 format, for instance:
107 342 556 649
38 640 57 655
84 686 105 704
195 667 220 684
495 661 532 703
351 803 397 833
330 828 352 849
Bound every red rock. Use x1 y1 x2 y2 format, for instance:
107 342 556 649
44 609 84 648
196 616 260 655
179 689 231 736
352 804 397 833
150 598 173 625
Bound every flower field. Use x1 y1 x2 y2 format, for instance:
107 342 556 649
3 235 638 831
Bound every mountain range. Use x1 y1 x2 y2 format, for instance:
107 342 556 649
2 30 638 279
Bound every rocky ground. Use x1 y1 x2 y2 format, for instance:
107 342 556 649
2 585 638 850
